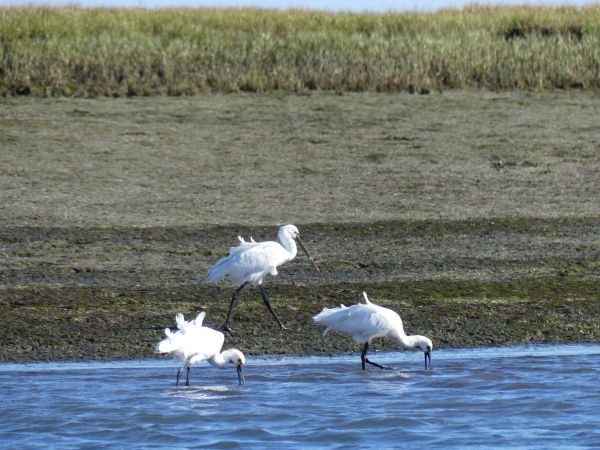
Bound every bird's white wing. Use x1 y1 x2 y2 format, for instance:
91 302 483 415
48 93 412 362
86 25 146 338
227 238 266 258
175 312 190 330
187 326 226 364
237 236 258 244
192 311 206 327
206 239 261 278
206 240 287 285
174 312 206 333
314 303 402 343
157 323 225 363
236 241 285 268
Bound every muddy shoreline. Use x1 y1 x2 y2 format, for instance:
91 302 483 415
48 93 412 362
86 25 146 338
1 92 599 361
2 218 599 362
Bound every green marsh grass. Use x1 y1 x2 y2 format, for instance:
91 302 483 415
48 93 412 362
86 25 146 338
2 6 600 96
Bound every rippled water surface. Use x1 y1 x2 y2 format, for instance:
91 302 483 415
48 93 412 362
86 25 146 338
1 344 599 449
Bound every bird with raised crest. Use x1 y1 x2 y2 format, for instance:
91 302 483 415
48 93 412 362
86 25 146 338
157 312 246 386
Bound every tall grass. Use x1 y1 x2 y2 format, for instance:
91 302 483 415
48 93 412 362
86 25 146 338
1 6 600 96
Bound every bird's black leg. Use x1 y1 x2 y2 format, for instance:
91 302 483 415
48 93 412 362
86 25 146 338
360 342 389 370
425 350 432 370
185 367 191 386
361 343 368 370
176 367 184 386
259 285 288 330
222 282 247 333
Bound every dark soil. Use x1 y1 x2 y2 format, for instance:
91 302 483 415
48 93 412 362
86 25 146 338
1 92 599 361
2 219 599 361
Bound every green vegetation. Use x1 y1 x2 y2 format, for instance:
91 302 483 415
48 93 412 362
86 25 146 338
2 6 600 96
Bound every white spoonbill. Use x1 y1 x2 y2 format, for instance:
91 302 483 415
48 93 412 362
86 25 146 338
156 311 246 386
313 292 433 370
206 224 320 332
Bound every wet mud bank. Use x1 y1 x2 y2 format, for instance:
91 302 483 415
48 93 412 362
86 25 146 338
2 218 599 361
2 92 599 361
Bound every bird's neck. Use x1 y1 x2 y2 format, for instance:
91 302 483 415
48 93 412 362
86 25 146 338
207 352 228 369
278 233 297 258
391 328 425 350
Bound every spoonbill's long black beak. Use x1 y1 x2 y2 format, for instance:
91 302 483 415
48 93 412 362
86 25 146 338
296 236 320 273
237 364 245 385
424 349 432 370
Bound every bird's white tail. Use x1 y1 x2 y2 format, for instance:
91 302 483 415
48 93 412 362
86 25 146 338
156 328 177 353
313 305 347 336
205 260 229 284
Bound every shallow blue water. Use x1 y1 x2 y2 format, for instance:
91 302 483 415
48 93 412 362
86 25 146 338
1 344 599 449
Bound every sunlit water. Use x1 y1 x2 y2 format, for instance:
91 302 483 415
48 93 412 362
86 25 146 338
1 344 599 449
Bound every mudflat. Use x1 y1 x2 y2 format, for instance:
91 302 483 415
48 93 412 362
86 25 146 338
1 91 599 361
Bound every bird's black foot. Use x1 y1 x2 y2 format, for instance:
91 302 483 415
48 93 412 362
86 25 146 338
366 359 391 370
221 324 234 334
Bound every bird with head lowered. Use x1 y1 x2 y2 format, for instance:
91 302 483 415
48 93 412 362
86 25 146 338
157 312 246 386
314 292 433 370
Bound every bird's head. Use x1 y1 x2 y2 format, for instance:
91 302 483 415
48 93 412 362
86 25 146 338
280 224 300 239
414 336 433 370
409 335 433 370
221 349 246 385
279 224 320 273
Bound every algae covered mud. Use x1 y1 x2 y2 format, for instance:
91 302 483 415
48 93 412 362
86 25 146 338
1 91 599 361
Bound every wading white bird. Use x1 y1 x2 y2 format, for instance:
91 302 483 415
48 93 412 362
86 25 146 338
313 292 433 370
156 312 246 386
206 224 320 332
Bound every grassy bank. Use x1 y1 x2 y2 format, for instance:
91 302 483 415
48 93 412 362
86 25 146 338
2 6 600 96
1 92 599 361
